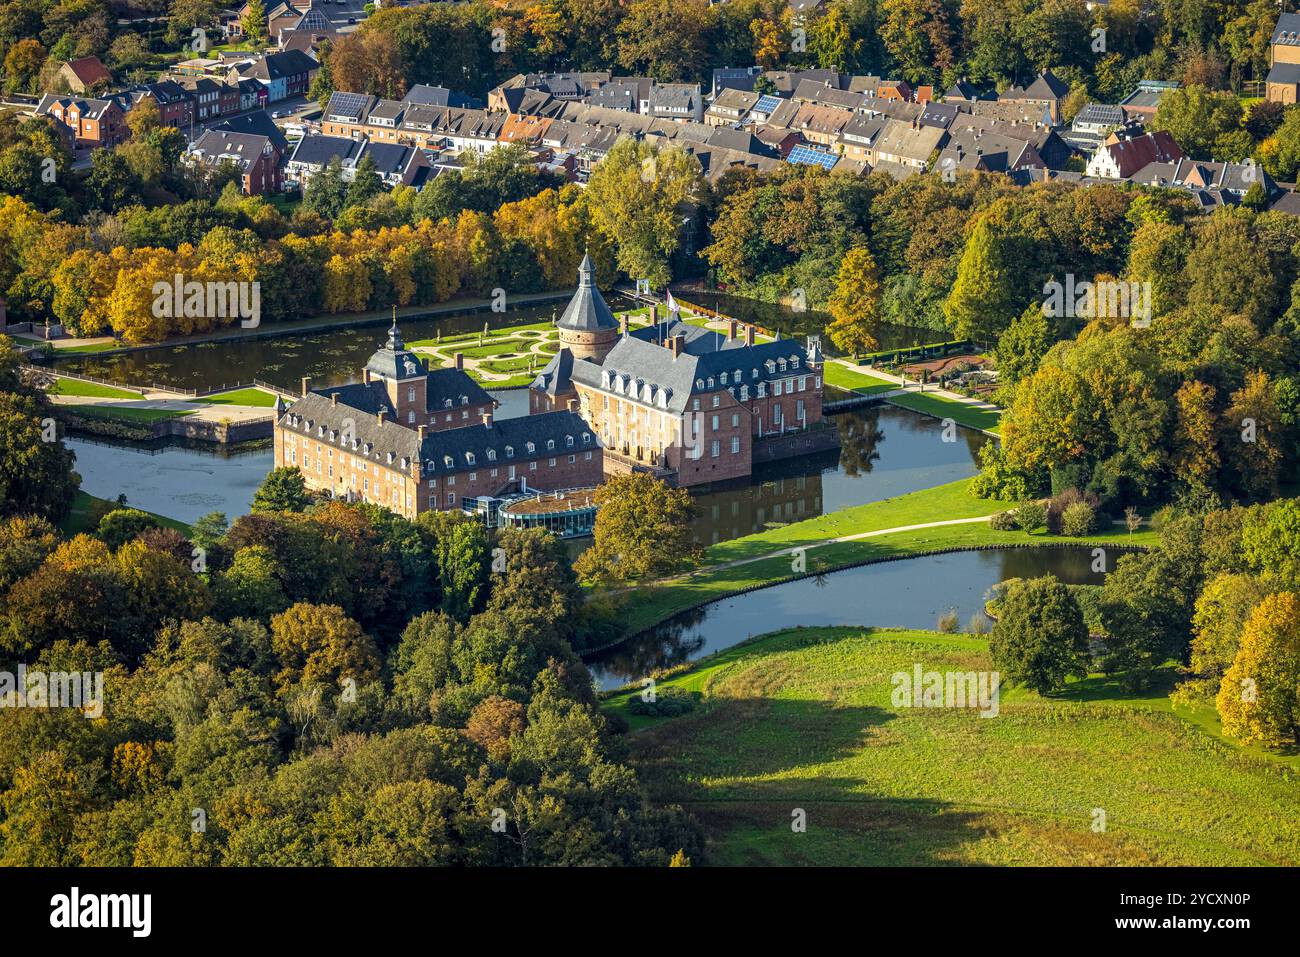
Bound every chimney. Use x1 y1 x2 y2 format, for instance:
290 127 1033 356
482 410 493 428
362 368 371 384
566 398 578 413
301 376 311 396
727 318 737 340
330 392 338 407
744 325 755 347
669 335 683 358
418 424 426 441
454 352 464 370
377 409 386 426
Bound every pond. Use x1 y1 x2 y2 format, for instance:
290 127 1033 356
584 546 1108 690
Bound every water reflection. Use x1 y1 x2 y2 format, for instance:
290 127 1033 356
54 297 636 393
586 547 1108 689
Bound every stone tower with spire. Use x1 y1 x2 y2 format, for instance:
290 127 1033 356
555 253 620 363
363 313 428 425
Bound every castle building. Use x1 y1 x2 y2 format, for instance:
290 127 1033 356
531 259 833 487
273 320 602 517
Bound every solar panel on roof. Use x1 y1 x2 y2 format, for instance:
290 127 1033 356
787 145 838 169
754 95 781 114
330 91 369 117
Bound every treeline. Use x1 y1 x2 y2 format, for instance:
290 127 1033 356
0 460 696 865
312 0 1290 101
991 498 1300 749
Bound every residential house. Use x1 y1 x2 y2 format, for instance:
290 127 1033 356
648 83 704 122
1129 158 1275 209
1268 13 1300 103
232 49 317 103
1118 80 1178 123
36 94 127 148
1085 129 1183 179
57 56 112 94
285 133 365 185
704 88 760 127
998 69 1069 124
868 118 945 173
187 129 284 195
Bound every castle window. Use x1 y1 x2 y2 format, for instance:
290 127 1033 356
408 387 415 402
566 435 574 447
792 357 800 369
734 369 742 381
444 455 454 467
487 449 496 461
444 399 452 408
505 445 514 457
546 439 554 450
466 452 476 466
408 411 415 424
695 379 704 389
525 441 535 454
720 372 728 385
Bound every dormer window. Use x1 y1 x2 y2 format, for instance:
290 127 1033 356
695 378 704 389
466 452 476 465
566 435 574 447
546 439 555 450
778 358 787 372
720 372 728 385
505 445 514 457
444 454 454 467
752 368 759 379
386 452 394 463
444 399 452 408
734 369 742 381
582 433 590 443
525 441 535 454
791 357 800 369
487 449 496 461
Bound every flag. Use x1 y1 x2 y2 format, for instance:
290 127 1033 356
666 289 680 315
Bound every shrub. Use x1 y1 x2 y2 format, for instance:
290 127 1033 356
1015 500 1047 532
937 608 959 633
1046 487 1099 534
1061 501 1097 537
990 510 1018 531
627 687 697 717
967 611 991 634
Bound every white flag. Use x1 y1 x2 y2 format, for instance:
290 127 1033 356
666 289 680 314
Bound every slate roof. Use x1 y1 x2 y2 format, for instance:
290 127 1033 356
281 398 593 478
1272 12 1300 44
1267 61 1300 86
188 129 272 171
569 334 813 415
556 254 618 333
212 110 288 153
287 134 364 168
402 84 480 109
1023 70 1070 101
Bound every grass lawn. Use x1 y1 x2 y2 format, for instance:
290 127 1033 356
618 626 1300 865
614 478 1160 634
64 404 195 424
887 390 1002 434
195 387 279 407
60 490 192 538
48 341 122 354
822 362 899 395
50 378 141 399
479 355 542 374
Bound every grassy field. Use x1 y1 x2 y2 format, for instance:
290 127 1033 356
617 626 1300 865
614 479 1159 633
195 387 279 407
50 378 142 399
64 404 195 424
887 390 1002 434
59 490 192 538
822 362 898 395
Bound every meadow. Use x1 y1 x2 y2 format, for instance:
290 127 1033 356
615 627 1300 866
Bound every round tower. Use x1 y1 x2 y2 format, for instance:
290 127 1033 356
556 253 620 363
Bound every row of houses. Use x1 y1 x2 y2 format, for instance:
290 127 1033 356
35 50 317 149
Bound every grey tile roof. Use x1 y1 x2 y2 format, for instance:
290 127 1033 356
568 332 813 415
189 129 272 170
288 134 364 168
556 254 619 333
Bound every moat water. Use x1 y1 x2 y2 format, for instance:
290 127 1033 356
585 547 1109 690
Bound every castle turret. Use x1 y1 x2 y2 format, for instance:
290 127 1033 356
555 253 620 363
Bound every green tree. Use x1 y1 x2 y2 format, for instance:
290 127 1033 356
96 508 161 551
251 467 311 513
1149 85 1243 158
573 473 702 583
989 576 1090 694
943 217 1016 347
583 137 703 288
